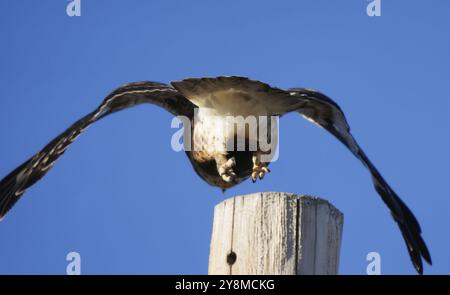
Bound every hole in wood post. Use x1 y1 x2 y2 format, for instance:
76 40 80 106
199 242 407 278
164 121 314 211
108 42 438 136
226 251 237 265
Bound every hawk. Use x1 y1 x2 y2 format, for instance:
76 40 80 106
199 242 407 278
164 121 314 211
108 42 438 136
0 76 431 274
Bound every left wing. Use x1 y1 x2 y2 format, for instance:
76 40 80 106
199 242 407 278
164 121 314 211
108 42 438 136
286 88 431 274
0 81 195 220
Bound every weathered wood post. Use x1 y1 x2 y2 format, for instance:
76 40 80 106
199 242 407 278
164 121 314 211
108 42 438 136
208 192 344 275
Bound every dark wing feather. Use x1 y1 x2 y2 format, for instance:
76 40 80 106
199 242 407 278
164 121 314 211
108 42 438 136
287 88 431 274
0 81 195 220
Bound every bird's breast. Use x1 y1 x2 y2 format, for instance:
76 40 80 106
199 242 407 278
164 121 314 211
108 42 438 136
192 108 230 157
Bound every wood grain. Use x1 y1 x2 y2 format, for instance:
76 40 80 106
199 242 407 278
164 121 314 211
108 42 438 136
208 192 343 275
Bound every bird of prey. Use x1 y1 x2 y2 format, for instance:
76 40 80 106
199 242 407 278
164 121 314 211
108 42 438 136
0 76 431 273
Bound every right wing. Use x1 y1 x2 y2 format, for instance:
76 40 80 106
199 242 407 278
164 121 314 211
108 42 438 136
0 81 195 220
286 88 431 274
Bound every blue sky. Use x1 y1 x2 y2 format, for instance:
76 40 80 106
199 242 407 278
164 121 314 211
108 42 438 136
0 0 449 274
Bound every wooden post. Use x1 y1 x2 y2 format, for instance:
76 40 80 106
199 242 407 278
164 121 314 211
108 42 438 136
208 192 344 275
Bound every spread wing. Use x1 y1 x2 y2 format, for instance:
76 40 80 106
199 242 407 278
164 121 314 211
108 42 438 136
0 81 195 220
286 88 431 274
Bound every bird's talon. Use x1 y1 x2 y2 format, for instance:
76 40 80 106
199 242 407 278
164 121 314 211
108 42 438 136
251 172 258 182
226 157 236 168
219 157 237 183
221 173 235 183
251 158 270 183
